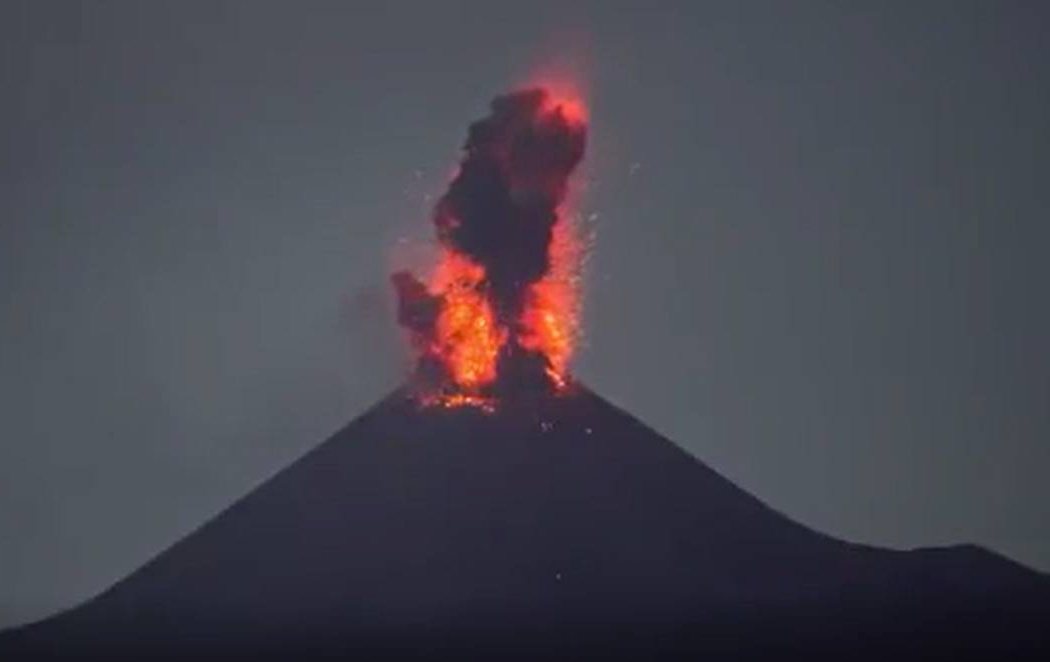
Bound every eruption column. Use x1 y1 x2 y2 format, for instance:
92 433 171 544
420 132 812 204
393 88 588 407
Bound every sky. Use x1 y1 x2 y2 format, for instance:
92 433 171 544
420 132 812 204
1 1 1048 629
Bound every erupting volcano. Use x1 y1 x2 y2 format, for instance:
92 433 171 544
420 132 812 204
2 87 1048 661
393 88 588 407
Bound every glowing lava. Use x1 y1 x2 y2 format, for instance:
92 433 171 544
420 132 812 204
428 251 505 389
392 87 588 409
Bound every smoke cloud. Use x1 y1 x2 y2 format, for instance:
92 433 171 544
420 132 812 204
392 88 587 398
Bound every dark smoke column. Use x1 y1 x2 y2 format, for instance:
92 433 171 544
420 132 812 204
393 88 588 402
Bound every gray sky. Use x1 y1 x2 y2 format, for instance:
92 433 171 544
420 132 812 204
1 1 1047 629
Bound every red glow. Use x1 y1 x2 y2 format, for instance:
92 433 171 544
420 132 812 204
525 67 589 124
541 93 588 126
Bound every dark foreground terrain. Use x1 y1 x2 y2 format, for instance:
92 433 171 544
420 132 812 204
2 385 1047 660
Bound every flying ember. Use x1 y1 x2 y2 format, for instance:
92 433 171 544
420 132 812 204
392 87 588 408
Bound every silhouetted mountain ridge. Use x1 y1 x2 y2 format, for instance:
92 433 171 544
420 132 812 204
2 385 1047 660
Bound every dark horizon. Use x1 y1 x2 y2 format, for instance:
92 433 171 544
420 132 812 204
2 1 1049 631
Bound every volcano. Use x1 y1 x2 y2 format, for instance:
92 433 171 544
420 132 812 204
2 385 1048 660
5 87 1047 659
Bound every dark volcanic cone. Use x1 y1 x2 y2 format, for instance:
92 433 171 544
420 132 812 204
3 386 1048 660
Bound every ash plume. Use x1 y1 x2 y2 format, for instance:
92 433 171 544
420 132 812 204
392 88 587 398
435 89 586 317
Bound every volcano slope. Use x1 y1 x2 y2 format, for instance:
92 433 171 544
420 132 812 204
2 385 1047 660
